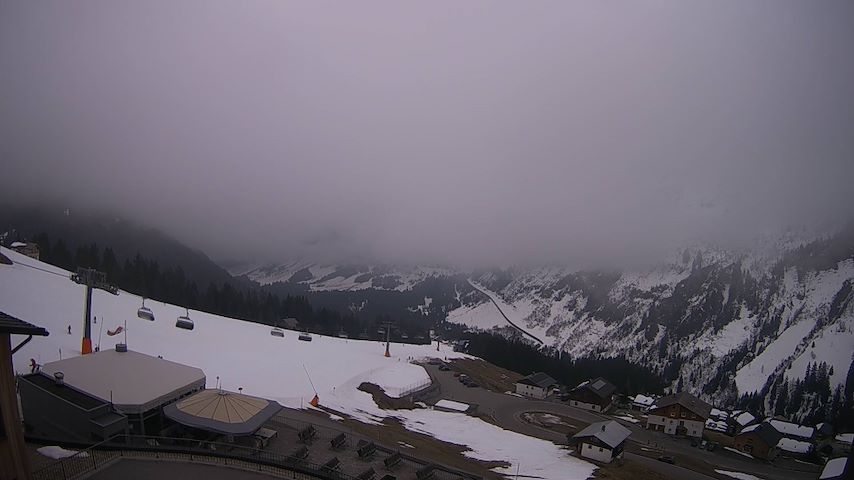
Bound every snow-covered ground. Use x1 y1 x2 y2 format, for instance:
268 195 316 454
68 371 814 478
735 261 854 394
1 248 596 480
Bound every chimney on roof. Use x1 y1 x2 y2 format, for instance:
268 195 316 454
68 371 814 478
601 424 606 431
53 372 64 386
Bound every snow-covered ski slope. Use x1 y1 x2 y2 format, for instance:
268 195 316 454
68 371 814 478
0 248 596 480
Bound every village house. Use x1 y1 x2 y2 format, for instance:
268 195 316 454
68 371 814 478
565 377 617 412
734 422 784 460
629 393 656 412
734 420 815 460
645 391 711 438
514 372 558 399
729 409 758 434
569 420 631 464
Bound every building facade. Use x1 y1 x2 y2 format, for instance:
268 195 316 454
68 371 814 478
645 391 711 438
570 421 631 464
734 423 783 460
515 372 557 399
565 378 616 412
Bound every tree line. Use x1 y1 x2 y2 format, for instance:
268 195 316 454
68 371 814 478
445 324 665 396
29 233 359 336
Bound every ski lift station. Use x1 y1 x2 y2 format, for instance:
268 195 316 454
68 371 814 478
18 347 207 440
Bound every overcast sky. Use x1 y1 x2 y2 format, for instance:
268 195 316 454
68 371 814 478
2 1 853 267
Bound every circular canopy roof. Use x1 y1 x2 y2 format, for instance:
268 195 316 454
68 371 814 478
164 389 282 436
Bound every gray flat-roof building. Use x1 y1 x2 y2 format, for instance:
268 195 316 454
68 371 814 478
20 348 205 440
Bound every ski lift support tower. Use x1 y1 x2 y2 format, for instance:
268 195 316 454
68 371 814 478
71 267 118 355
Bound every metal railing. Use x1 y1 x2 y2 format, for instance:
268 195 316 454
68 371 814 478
32 434 360 480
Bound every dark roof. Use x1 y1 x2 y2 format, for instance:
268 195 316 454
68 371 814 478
650 391 713 419
517 372 558 389
571 377 617 399
0 311 49 336
739 422 784 448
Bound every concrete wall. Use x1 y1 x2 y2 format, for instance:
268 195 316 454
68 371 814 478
19 376 111 442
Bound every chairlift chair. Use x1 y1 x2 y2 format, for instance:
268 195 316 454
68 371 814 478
176 308 194 330
137 298 155 321
270 327 284 337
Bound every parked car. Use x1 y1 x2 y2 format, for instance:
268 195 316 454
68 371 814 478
657 456 675 465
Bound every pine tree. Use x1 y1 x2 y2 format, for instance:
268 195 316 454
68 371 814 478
775 379 789 416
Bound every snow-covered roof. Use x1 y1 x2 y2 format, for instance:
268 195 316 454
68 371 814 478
834 433 853 445
10 241 27 248
705 419 728 432
734 411 756 426
710 408 729 420
741 424 759 433
435 399 470 412
572 420 631 449
820 457 849 480
769 419 815 439
631 394 655 406
776 437 812 454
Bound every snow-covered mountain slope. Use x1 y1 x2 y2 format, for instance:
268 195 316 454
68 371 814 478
229 260 455 292
449 232 854 418
0 247 596 480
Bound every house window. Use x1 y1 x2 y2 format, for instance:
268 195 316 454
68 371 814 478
599 448 603 452
670 411 676 417
587 444 592 449
680 421 684 426
680 412 686 418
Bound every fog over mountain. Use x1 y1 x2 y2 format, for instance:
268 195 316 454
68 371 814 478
2 1 853 267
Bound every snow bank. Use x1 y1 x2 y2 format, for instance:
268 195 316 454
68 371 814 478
714 470 763 480
834 433 853 445
37 446 87 459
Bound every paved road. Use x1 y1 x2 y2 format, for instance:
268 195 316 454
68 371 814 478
423 363 818 480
